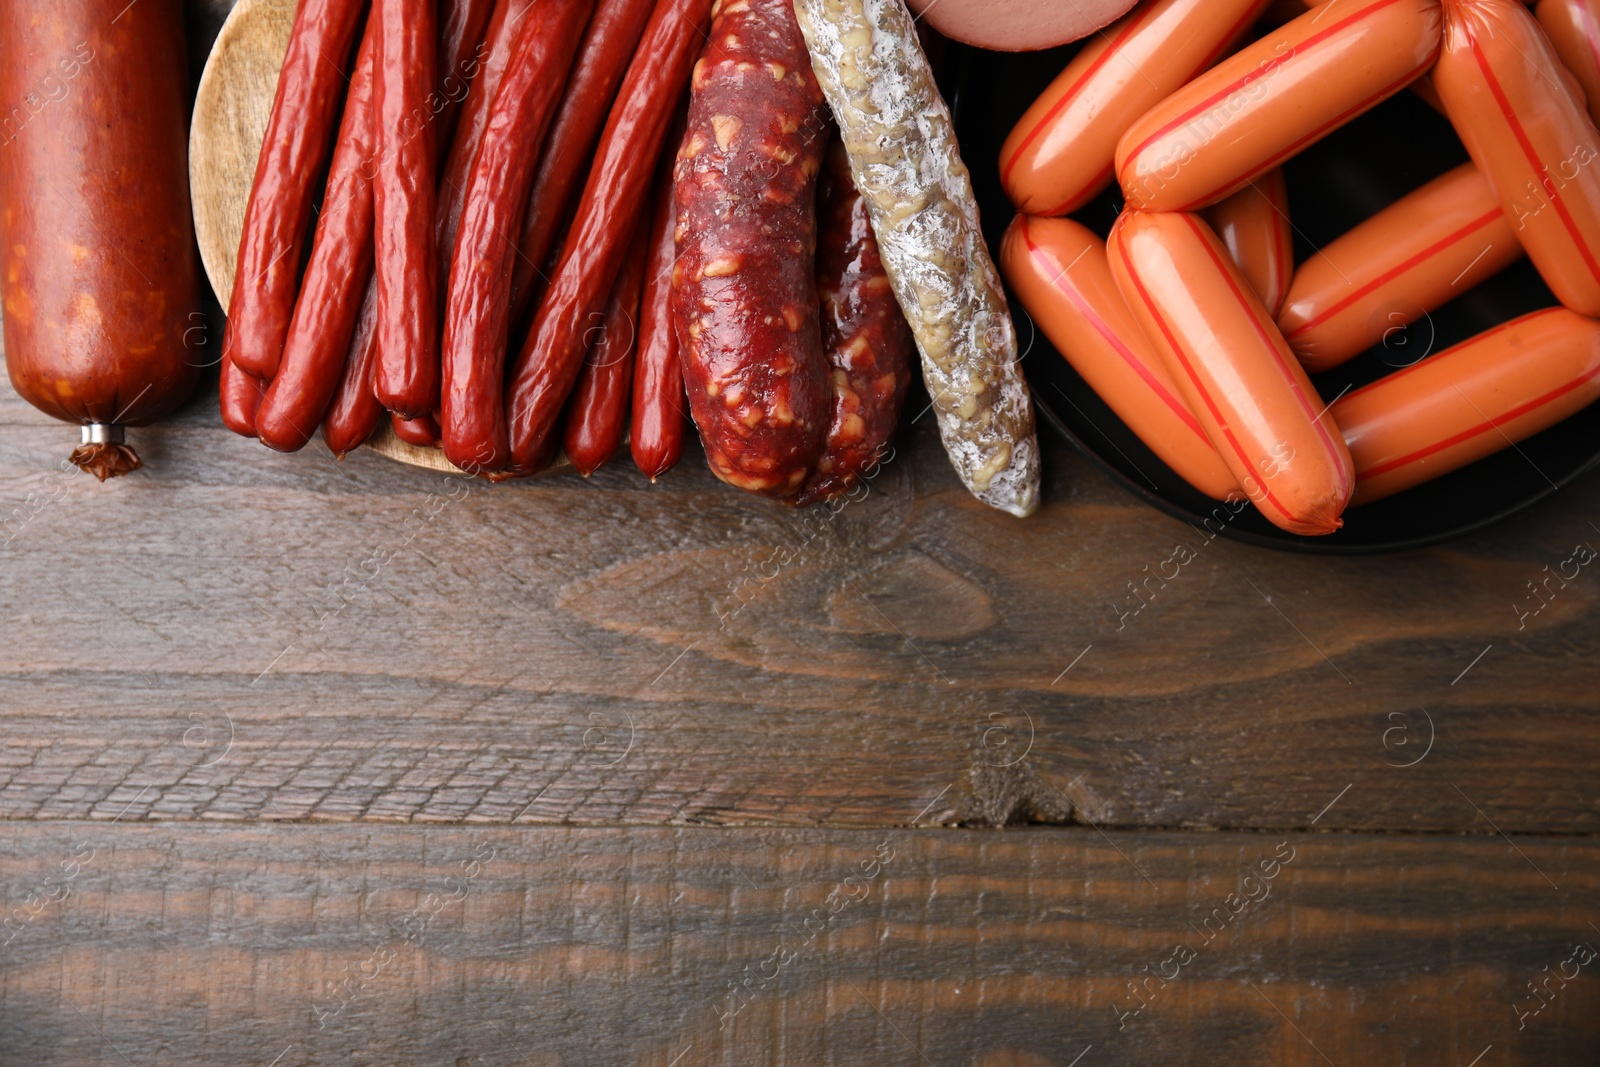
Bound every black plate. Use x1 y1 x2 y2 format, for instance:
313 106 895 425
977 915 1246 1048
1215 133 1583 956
952 44 1600 553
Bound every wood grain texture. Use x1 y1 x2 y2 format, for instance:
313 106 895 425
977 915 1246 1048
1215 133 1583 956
2 823 1596 1066
1 365 1597 833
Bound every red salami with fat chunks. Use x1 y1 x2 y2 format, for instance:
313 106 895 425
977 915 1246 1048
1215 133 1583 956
672 0 832 500
797 138 914 505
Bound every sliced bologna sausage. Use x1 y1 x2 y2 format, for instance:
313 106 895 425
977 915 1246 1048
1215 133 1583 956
1333 308 1600 502
1108 210 1353 536
1435 0 1600 317
1000 0 1271 216
1001 215 1240 502
796 0 1041 517
672 0 833 500
1115 0 1442 212
1278 162 1523 372
796 139 915 506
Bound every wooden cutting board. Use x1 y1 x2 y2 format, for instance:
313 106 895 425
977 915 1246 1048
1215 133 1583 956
189 0 573 477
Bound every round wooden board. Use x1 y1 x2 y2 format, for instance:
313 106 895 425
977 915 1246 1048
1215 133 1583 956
188 0 572 478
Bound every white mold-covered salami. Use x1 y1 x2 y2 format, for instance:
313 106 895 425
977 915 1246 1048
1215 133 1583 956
793 0 1042 517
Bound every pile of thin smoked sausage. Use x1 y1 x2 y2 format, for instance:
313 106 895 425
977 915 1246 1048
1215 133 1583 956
1000 0 1600 534
219 0 1043 515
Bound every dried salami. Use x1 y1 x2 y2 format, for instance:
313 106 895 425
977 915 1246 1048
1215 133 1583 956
794 0 1041 516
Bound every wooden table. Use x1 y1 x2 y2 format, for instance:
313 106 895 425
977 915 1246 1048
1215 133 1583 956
2 5 1598 1064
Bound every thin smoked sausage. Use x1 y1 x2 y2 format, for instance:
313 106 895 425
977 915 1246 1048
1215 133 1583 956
563 218 648 475
630 127 690 481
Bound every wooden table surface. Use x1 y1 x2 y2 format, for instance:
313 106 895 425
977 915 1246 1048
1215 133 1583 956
2 3 1598 1064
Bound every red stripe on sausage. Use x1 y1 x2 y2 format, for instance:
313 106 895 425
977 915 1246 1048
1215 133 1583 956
1183 214 1351 498
1169 55 1435 211
1021 221 1211 444
1341 310 1546 400
1121 0 1410 165
1359 359 1600 478
1466 28 1600 287
1113 224 1306 526
1285 207 1505 336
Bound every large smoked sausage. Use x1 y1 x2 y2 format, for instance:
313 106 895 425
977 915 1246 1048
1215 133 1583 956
1436 0 1600 318
1108 210 1353 535
1278 163 1524 372
0 0 202 479
1333 308 1600 502
1000 0 1271 216
1001 215 1239 502
1115 0 1442 212
671 0 832 500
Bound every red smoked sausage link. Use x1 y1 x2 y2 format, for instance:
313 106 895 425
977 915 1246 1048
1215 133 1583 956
1333 307 1600 502
1436 0 1600 318
0 0 202 437
1278 162 1524 373
564 218 649 476
1000 0 1271 216
224 0 364 381
220 357 267 438
256 21 379 453
1001 215 1240 502
631 143 690 481
671 0 832 500
436 0 536 281
1202 169 1292 317
436 0 498 149
440 0 592 473
391 410 441 447
373 0 440 419
504 0 712 474
321 279 386 458
1108 210 1353 536
508 0 658 326
1115 0 1442 212
795 139 915 506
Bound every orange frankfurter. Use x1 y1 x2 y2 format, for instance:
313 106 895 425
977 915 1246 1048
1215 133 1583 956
1115 0 1442 212
1202 169 1293 316
999 0 1271 216
1278 163 1525 372
1435 0 1600 317
1333 307 1600 502
1001 215 1240 500
1534 0 1600 127
1108 210 1354 535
